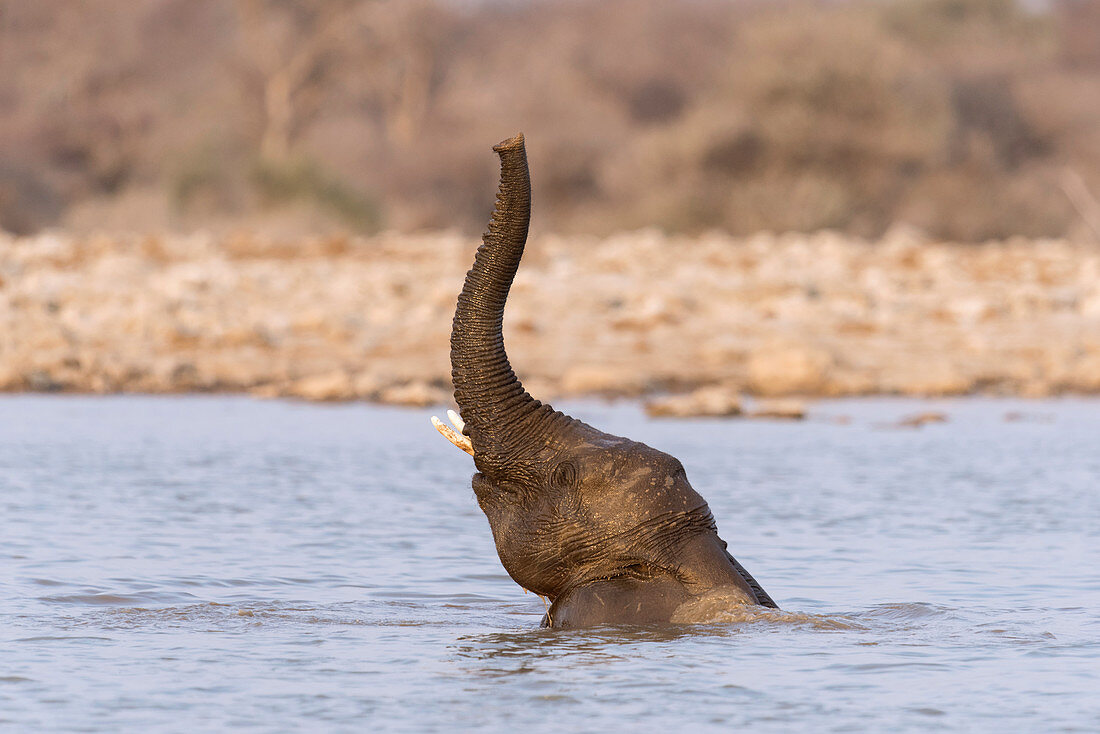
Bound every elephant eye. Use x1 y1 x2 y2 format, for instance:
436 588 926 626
550 461 577 489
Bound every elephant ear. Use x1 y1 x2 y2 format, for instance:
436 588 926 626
441 133 573 475
725 551 778 608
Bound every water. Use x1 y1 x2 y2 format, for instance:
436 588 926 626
2 396 1098 732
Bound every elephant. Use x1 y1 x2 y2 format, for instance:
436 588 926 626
432 133 777 628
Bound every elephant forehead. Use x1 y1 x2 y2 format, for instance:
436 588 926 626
534 426 624 458
588 441 682 481
583 456 706 526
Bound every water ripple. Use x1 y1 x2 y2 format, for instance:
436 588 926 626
1 396 1098 732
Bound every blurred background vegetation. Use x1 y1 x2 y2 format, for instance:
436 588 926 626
1 0 1099 241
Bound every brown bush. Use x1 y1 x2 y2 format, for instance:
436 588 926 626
0 0 1098 241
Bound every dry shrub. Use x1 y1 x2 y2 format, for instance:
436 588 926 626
0 0 1097 241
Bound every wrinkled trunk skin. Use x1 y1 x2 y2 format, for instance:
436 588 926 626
450 133 570 476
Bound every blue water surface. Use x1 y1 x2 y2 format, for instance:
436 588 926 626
1 396 1097 732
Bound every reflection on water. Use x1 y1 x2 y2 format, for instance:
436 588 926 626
1 396 1098 731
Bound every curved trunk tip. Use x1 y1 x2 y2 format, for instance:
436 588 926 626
493 132 525 154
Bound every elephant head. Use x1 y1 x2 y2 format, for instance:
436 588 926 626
433 133 776 627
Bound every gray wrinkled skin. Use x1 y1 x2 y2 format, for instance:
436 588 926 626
450 134 776 628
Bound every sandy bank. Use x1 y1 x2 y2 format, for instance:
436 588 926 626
1 229 1098 409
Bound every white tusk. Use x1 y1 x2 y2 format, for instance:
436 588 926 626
431 415 474 457
447 409 465 434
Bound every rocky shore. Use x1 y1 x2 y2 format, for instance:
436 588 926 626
1 228 1098 412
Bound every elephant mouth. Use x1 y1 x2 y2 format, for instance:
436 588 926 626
579 562 667 587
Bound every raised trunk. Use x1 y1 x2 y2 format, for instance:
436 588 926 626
450 133 563 475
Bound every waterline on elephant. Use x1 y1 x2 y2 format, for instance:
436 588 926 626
670 591 856 628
